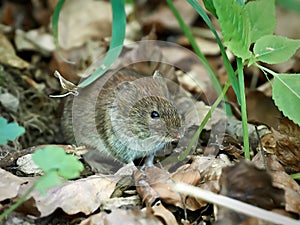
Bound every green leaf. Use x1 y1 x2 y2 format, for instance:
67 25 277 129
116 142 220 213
202 0 217 17
32 146 84 179
0 117 25 145
213 0 252 60
245 0 276 43
35 171 62 195
272 74 300 126
254 35 300 64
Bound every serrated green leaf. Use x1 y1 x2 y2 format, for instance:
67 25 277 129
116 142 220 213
0 117 25 145
272 74 300 126
245 0 276 43
35 171 62 195
213 0 252 60
32 146 84 179
254 35 300 64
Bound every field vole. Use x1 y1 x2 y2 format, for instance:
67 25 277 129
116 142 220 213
61 68 184 168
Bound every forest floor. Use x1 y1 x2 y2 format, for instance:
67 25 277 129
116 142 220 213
0 1 299 225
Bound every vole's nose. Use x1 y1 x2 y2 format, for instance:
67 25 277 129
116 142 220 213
171 130 183 144
171 139 179 145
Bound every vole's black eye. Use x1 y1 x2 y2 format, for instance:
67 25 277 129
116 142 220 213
150 111 160 119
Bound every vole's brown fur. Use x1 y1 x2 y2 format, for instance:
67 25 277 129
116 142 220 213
61 68 183 164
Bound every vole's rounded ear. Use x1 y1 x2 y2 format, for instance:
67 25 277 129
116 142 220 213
152 70 170 98
114 81 139 102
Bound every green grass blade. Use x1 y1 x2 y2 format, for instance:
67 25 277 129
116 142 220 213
237 57 250 159
52 0 64 51
186 0 241 104
166 0 220 92
52 0 73 63
78 0 126 88
179 80 231 161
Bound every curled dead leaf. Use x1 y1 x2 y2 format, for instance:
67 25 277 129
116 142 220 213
18 175 119 217
262 118 300 172
152 202 178 225
0 33 29 69
79 208 164 225
0 168 26 201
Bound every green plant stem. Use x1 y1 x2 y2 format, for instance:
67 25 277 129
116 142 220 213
237 57 250 159
0 183 36 220
257 64 278 77
179 80 231 160
166 0 232 116
186 0 241 104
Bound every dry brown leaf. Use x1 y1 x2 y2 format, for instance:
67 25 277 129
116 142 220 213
215 161 288 225
14 28 55 55
171 164 201 186
152 202 178 225
119 40 176 78
271 171 300 215
134 168 161 206
0 168 26 201
58 0 111 50
253 153 300 216
2 0 36 30
218 134 244 159
262 118 300 172
196 155 231 190
135 0 197 33
134 156 231 211
220 160 285 210
246 90 282 128
177 64 212 97
178 36 221 56
0 33 29 69
18 175 119 217
79 208 164 225
188 156 231 208
134 165 198 210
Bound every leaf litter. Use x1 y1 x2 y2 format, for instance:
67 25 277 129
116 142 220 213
0 0 299 224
